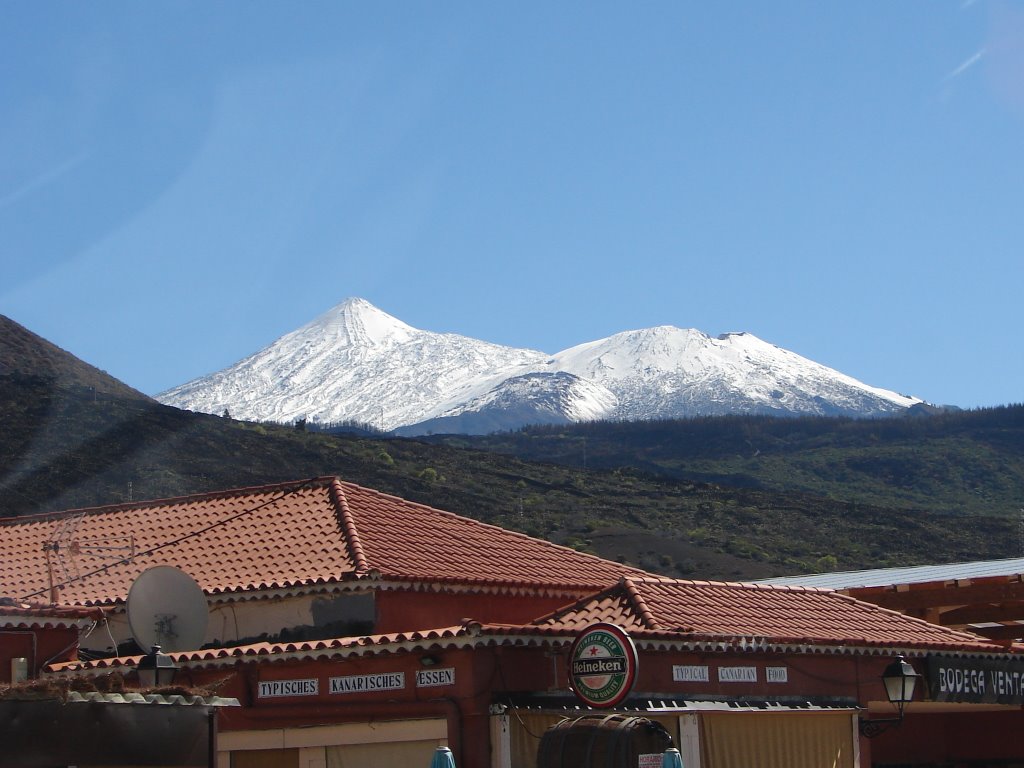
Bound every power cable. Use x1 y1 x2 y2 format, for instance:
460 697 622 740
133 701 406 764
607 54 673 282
20 477 321 602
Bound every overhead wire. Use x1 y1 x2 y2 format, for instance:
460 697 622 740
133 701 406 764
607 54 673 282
20 476 321 603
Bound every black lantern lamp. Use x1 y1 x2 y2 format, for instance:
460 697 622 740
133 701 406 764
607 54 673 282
861 655 920 738
137 645 179 688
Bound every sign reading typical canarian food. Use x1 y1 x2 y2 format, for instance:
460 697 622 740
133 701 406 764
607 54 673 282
569 622 639 708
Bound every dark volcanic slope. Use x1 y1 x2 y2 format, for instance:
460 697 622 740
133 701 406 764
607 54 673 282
0 315 150 401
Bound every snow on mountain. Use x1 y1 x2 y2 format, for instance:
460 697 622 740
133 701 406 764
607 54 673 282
157 298 923 433
394 371 619 436
550 326 919 419
158 298 548 430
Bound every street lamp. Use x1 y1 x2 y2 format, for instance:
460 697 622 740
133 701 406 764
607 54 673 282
137 645 178 688
860 655 920 738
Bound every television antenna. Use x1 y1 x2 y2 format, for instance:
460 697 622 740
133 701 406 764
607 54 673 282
126 566 209 653
42 512 135 604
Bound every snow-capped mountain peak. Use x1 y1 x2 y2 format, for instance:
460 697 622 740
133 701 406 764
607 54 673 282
306 297 416 347
158 298 547 430
157 298 924 433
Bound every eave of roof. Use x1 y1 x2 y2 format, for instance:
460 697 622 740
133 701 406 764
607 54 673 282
533 576 1012 653
0 690 240 707
47 622 486 675
0 602 104 629
46 617 1022 678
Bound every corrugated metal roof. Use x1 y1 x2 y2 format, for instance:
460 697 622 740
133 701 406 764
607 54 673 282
756 557 1024 590
64 691 240 706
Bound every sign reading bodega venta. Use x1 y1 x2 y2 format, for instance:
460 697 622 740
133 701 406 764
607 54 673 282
927 655 1024 705
569 622 639 708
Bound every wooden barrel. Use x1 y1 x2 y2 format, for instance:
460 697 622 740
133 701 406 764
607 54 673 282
536 714 674 768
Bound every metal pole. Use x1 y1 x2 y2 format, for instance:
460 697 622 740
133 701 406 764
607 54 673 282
208 708 217 768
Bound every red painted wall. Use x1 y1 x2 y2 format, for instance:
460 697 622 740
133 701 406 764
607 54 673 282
374 589 577 633
871 709 1024 765
188 646 494 768
637 648 866 702
181 642 1024 768
0 624 81 682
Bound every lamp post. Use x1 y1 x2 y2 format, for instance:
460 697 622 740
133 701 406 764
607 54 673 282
137 645 178 688
860 655 920 738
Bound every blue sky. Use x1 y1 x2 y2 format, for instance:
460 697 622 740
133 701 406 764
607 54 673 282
2 2 1022 408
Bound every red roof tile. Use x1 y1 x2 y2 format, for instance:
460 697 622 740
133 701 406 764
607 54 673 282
336 481 647 589
0 477 647 606
48 623 483 673
535 577 1007 652
0 602 103 628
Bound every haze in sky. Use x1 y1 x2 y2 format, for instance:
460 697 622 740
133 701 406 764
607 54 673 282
2 2 1022 409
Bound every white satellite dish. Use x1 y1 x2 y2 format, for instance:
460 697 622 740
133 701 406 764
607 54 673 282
126 566 209 653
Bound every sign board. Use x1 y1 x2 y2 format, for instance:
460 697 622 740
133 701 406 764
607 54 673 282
673 665 710 682
416 667 456 687
258 678 319 698
329 672 405 694
569 623 639 708
927 655 1024 705
718 666 758 683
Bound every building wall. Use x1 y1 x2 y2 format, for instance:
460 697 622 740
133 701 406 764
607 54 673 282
374 589 576 634
0 624 81 681
182 642 881 768
79 591 377 655
217 719 449 768
77 586 575 657
869 709 1024 766
176 642 1024 768
191 646 491 768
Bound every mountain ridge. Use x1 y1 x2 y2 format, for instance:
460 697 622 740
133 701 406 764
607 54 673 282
157 298 923 433
1 316 1020 580
0 314 151 402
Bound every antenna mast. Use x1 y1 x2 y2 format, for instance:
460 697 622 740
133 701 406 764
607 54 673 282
42 513 135 604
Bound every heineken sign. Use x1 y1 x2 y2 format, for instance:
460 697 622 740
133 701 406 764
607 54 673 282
569 623 639 708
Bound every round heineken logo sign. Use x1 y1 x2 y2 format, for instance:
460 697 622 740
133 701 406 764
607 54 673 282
568 623 639 708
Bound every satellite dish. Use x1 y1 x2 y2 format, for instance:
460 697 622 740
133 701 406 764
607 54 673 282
126 566 209 653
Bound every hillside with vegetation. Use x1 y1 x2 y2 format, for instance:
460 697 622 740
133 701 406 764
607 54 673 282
431 407 1024 518
2 314 1022 581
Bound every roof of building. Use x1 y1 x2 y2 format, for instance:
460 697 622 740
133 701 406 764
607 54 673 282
48 622 487 674
0 477 649 606
756 557 1024 591
755 560 1024 644
0 602 103 629
532 577 1007 652
50 579 1013 674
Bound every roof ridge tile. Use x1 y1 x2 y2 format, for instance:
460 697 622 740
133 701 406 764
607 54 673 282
621 577 662 630
329 479 370 575
0 476 336 526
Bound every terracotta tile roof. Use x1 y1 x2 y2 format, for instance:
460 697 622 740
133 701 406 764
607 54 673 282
49 612 1019 677
534 577 1008 652
49 623 484 674
336 480 648 589
0 602 103 629
0 477 647 606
